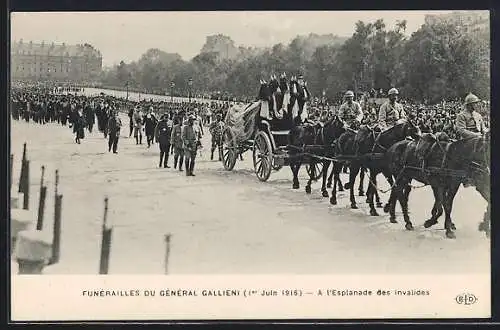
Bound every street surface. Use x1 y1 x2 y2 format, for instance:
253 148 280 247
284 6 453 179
10 115 490 275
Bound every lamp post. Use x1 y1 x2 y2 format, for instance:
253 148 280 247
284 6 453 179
188 78 193 103
170 81 175 102
125 81 129 101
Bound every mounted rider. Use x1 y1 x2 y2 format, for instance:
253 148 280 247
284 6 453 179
455 93 486 139
338 90 363 130
377 88 406 131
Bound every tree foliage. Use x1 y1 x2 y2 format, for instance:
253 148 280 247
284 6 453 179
100 14 489 103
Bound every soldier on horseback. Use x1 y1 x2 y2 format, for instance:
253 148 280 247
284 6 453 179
377 88 406 130
337 90 363 129
455 93 485 138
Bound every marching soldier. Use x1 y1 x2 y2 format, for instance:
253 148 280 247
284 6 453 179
455 93 485 138
107 110 122 154
338 90 363 129
209 113 224 161
171 116 184 171
154 114 172 168
378 88 406 130
133 106 144 145
182 115 199 176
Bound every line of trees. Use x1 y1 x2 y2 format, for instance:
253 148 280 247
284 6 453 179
100 15 489 104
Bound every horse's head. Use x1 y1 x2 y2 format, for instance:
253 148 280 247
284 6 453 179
321 115 346 143
289 122 317 146
394 119 421 140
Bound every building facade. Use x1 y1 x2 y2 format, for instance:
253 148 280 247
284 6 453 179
10 40 103 82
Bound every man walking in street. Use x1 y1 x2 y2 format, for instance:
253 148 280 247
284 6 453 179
171 116 184 171
182 115 199 176
107 110 122 154
154 114 173 168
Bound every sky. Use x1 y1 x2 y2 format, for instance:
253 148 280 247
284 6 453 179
11 10 468 67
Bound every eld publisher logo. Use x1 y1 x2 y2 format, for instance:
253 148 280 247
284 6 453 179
455 293 478 305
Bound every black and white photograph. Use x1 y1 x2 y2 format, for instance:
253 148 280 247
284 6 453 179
8 10 491 320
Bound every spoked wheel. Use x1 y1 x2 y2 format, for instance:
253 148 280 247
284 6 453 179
221 128 238 171
253 131 273 182
306 162 324 181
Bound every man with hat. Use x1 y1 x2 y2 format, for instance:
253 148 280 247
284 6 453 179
133 106 144 145
377 87 406 131
107 109 122 154
182 114 199 176
338 90 363 129
154 113 172 168
455 93 485 138
171 115 184 171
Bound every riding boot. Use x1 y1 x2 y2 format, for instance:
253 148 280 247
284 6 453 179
135 136 139 145
139 135 142 145
211 149 214 160
190 160 196 176
185 158 190 176
164 153 170 168
179 157 184 171
159 152 164 168
174 156 178 169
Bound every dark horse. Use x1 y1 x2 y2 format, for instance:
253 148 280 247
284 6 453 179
337 120 421 213
385 131 490 239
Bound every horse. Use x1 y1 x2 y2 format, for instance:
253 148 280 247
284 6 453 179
288 121 321 190
338 120 421 213
385 131 490 239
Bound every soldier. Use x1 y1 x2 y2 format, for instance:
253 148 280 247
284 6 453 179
171 116 184 171
73 108 86 144
154 114 173 168
337 90 363 129
209 113 224 161
455 93 485 138
128 107 134 137
133 106 144 145
182 115 199 176
144 107 158 148
107 110 122 154
377 88 406 130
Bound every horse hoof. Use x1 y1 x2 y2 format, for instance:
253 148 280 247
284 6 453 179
376 203 383 208
383 204 390 213
305 186 311 194
405 223 414 231
292 183 299 189
322 190 329 198
390 217 398 223
450 223 456 231
327 183 332 188
351 204 358 209
370 209 379 216
330 198 337 205
424 219 437 228
446 230 456 239
358 191 365 196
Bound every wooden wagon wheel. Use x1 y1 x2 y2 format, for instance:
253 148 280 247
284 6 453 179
253 131 273 182
221 128 237 171
306 162 324 181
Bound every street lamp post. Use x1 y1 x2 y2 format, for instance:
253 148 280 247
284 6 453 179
188 78 193 103
125 81 129 101
170 81 175 102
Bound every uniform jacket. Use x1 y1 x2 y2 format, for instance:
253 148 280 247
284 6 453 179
338 101 363 127
154 119 172 145
182 124 198 150
107 116 122 137
455 109 484 138
378 101 406 130
171 124 183 148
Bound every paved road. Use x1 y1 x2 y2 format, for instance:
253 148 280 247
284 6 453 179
10 116 490 275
